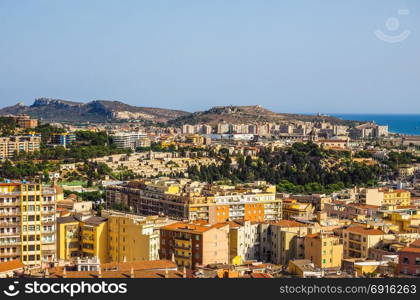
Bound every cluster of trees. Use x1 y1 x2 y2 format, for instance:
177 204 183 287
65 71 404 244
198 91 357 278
0 117 16 136
13 127 131 162
187 142 385 194
13 144 131 162
383 151 420 170
0 160 57 181
75 131 110 146
63 190 104 202
136 142 177 152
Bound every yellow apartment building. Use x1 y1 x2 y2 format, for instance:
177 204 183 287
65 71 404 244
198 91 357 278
0 182 58 266
57 215 108 263
282 199 313 220
342 226 393 258
383 189 411 206
106 212 177 263
106 179 282 223
270 220 312 265
0 135 41 160
304 232 343 269
363 188 411 207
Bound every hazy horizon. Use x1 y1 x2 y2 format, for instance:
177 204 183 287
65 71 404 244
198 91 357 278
1 1 419 114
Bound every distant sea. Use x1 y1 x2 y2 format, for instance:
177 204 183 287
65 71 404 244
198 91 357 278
332 114 420 136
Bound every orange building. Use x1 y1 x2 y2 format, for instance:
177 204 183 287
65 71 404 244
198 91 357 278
159 222 229 269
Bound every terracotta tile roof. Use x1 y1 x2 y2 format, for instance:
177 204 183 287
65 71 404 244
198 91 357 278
348 203 380 209
250 273 273 278
49 270 187 278
47 260 179 278
0 260 24 273
410 239 420 248
345 226 385 235
399 247 420 254
270 220 307 227
393 189 409 193
160 222 228 234
306 233 320 238
0 183 20 186
101 260 177 272
222 221 243 228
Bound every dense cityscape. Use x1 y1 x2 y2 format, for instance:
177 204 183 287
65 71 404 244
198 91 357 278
0 101 419 279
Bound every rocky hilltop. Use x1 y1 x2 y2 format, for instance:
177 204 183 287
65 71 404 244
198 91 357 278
168 105 345 126
0 99 346 125
0 98 189 123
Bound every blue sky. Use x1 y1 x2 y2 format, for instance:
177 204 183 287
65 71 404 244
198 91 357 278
0 0 419 113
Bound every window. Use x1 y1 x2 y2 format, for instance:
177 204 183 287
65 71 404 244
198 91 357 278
416 257 420 265
322 259 326 264
403 257 410 264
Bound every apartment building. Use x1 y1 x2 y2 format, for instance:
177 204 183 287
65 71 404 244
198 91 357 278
57 214 108 263
105 211 177 263
342 226 393 258
0 182 58 266
304 232 343 269
398 247 420 276
14 114 38 129
270 220 311 265
106 179 282 223
159 222 229 269
0 135 41 160
50 133 76 148
282 199 313 220
226 220 260 262
362 188 411 207
110 132 146 150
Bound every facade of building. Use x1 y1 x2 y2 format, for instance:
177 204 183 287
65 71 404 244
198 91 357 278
57 215 108 263
50 133 76 148
110 132 146 150
106 179 282 223
304 233 343 269
227 220 260 262
282 199 313 220
342 226 392 258
398 247 420 276
159 222 229 269
270 220 311 265
106 212 176 263
0 135 41 160
14 115 38 129
362 188 411 207
0 183 58 266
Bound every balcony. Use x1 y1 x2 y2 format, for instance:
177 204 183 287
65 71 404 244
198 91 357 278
175 244 191 250
42 211 55 215
0 202 18 207
0 232 20 237
0 222 20 227
0 252 19 258
42 220 55 226
0 212 20 217
175 253 191 259
175 236 190 241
